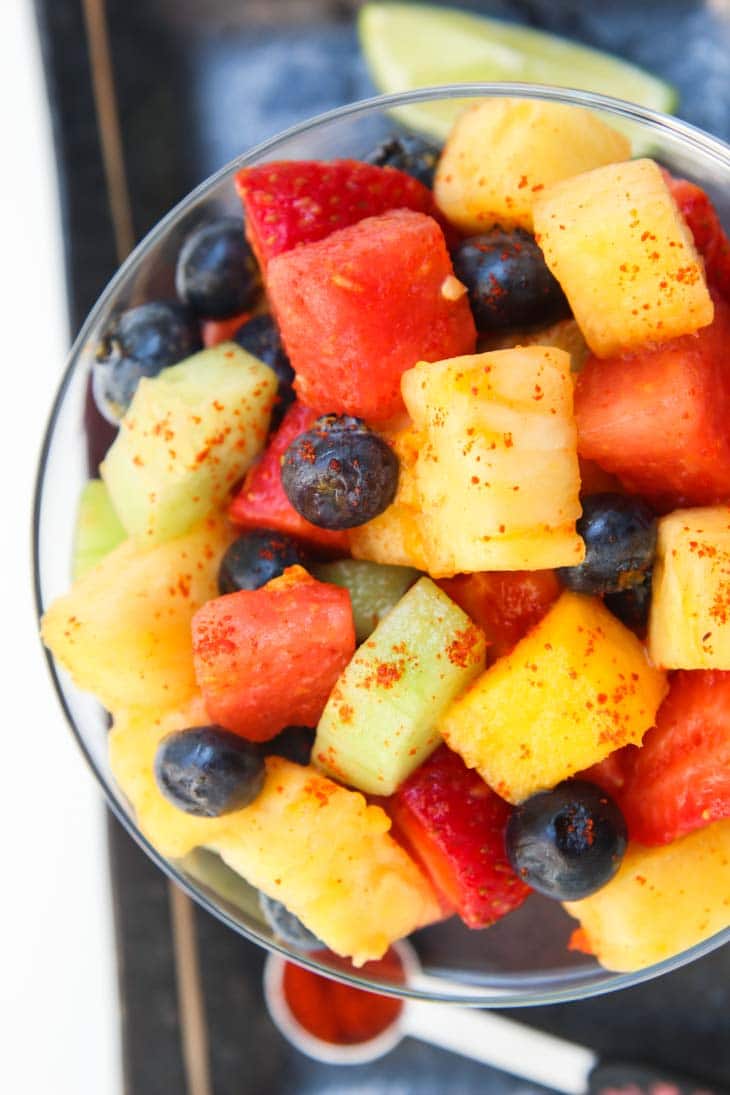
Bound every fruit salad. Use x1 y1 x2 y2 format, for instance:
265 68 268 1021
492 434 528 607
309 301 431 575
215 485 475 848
42 97 730 975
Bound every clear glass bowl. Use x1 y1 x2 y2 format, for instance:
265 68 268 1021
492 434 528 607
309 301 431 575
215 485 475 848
34 84 730 1006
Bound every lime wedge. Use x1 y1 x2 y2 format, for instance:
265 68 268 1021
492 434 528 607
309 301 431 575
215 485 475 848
359 3 678 142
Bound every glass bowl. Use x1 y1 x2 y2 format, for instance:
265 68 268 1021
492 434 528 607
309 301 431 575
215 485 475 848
34 84 730 1006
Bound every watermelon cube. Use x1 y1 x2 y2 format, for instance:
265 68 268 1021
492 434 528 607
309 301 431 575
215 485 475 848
391 745 530 928
229 402 349 553
192 566 355 741
266 209 477 422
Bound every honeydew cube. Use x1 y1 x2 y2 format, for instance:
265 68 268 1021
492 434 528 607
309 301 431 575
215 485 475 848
434 97 630 233
400 346 584 576
533 158 714 357
649 506 730 669
440 591 668 803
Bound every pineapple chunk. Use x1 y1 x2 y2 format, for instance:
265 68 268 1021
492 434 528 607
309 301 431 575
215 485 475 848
440 591 668 803
533 158 714 357
314 577 486 795
400 347 584 576
41 516 233 715
480 318 590 373
564 820 730 972
434 98 630 233
649 506 730 669
349 424 429 570
111 708 441 965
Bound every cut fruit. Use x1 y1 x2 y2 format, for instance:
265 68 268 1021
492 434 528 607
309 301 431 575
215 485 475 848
192 566 355 742
649 506 730 669
440 591 668 804
534 159 714 358
480 318 589 373
314 577 486 795
310 559 420 644
267 209 476 421
72 479 126 580
101 343 277 544
359 3 677 142
563 818 730 972
434 98 630 234
42 516 233 716
666 175 730 300
391 744 530 928
400 346 584 575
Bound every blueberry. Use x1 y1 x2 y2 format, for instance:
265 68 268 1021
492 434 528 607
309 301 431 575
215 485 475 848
258 893 323 951
154 726 265 817
557 493 657 596
365 133 441 188
604 572 653 634
93 300 202 422
234 314 295 428
175 218 261 318
506 781 628 900
218 531 309 594
261 725 314 767
452 228 570 332
281 415 399 530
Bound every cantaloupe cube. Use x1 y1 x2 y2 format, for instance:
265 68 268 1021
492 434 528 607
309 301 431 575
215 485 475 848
400 347 584 576
440 591 668 803
533 158 714 357
564 819 730 971
649 506 730 669
41 516 233 715
434 98 630 233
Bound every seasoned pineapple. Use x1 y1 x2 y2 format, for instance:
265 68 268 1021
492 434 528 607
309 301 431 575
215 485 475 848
564 819 730 971
41 516 233 715
649 506 730 668
533 158 714 357
400 347 584 576
434 98 630 233
440 591 668 803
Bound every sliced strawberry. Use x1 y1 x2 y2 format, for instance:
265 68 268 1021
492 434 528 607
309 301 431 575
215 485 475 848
619 670 730 845
236 159 437 267
578 744 639 799
666 175 730 300
201 312 251 347
229 402 349 553
390 745 531 928
437 570 560 660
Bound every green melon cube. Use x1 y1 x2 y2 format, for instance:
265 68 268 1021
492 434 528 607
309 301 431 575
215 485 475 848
72 479 127 579
314 577 486 795
101 343 277 543
311 559 420 643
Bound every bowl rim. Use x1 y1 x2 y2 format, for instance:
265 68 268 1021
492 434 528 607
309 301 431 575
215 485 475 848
33 82 730 1006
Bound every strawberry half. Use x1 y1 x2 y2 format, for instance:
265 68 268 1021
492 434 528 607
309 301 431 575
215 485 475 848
618 670 730 845
390 745 531 928
236 159 438 267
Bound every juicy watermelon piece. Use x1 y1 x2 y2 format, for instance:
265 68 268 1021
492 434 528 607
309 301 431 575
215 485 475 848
667 176 730 300
267 209 476 421
236 159 438 268
192 566 355 741
618 670 730 846
390 745 531 928
437 570 560 660
575 296 730 508
228 402 349 553
201 313 251 347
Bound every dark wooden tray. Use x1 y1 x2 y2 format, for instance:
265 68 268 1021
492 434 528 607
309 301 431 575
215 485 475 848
34 2 730 1092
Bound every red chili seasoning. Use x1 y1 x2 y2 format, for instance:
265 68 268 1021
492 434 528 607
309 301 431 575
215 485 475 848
281 950 404 1045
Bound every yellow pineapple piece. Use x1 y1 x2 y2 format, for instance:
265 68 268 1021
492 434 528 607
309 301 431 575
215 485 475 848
434 98 630 233
533 158 714 357
41 516 233 715
649 506 730 669
440 591 668 803
400 347 584 576
480 318 590 372
349 424 429 570
564 820 730 972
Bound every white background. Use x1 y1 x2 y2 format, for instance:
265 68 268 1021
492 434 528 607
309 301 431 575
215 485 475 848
0 2 121 1091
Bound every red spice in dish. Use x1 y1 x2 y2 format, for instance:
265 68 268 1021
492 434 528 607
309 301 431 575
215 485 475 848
281 950 404 1045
